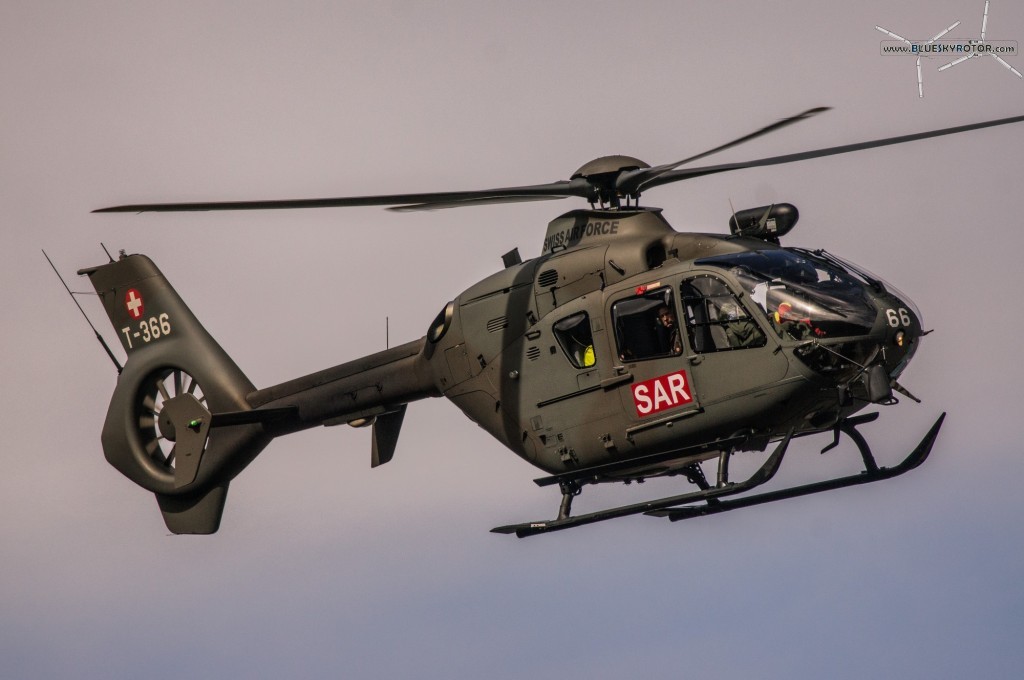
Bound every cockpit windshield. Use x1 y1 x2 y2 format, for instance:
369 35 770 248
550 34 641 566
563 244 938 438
797 248 923 327
695 248 877 340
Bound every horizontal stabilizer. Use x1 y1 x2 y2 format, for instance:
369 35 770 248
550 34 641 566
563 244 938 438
209 406 298 428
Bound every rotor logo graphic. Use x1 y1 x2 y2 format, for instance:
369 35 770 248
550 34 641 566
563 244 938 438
125 288 144 319
878 1 1021 98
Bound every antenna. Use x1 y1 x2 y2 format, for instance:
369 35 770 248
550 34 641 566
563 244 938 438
43 250 122 373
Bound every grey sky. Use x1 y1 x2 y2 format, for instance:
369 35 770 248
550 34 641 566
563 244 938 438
3 1 1023 678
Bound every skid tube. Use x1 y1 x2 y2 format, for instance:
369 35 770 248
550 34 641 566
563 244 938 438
492 412 944 538
648 412 944 522
492 429 794 538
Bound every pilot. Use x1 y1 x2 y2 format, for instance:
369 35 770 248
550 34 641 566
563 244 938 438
773 301 817 340
718 301 761 348
657 305 683 355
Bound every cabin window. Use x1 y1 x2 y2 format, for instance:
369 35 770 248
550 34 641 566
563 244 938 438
553 312 596 368
611 287 683 361
680 276 765 353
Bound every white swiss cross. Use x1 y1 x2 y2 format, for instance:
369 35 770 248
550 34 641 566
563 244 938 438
125 288 144 319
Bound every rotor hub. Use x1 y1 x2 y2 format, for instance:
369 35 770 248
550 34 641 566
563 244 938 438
571 155 650 180
571 156 651 207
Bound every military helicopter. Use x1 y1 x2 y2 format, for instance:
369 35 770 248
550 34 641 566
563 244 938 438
75 109 1023 537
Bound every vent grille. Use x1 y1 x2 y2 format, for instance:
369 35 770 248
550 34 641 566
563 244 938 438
526 346 541 361
537 269 559 288
486 316 509 333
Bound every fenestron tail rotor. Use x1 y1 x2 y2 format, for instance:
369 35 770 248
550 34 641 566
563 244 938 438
137 368 208 472
83 253 273 533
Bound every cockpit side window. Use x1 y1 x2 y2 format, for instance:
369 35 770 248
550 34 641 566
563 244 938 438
553 312 596 368
695 249 877 339
611 287 683 361
680 275 766 353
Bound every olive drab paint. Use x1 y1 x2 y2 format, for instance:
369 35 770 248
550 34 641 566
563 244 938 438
82 109 1024 535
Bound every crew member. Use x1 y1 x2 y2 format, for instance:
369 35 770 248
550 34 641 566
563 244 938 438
657 305 683 355
719 301 762 348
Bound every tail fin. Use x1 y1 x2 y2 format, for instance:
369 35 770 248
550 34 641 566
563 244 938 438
81 253 271 533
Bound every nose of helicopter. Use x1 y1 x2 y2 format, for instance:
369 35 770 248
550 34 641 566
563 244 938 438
873 289 923 381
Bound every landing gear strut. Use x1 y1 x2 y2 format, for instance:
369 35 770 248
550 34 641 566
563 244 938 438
557 480 582 520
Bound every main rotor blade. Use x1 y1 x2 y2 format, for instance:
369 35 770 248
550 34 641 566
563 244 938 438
388 194 569 212
93 179 593 213
616 107 830 196
640 113 1024 190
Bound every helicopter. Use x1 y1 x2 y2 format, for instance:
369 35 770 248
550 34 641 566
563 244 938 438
73 108 1024 537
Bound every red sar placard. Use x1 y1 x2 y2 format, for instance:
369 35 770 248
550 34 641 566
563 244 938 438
631 369 694 418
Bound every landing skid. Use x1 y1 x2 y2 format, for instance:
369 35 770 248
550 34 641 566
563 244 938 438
491 413 945 538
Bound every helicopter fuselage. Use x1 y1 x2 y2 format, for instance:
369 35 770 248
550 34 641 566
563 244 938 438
424 207 922 481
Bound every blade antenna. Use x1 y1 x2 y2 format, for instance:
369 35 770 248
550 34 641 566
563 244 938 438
43 250 122 373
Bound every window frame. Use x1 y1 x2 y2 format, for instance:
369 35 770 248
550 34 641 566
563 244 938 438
679 274 767 354
552 311 596 369
610 286 684 362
